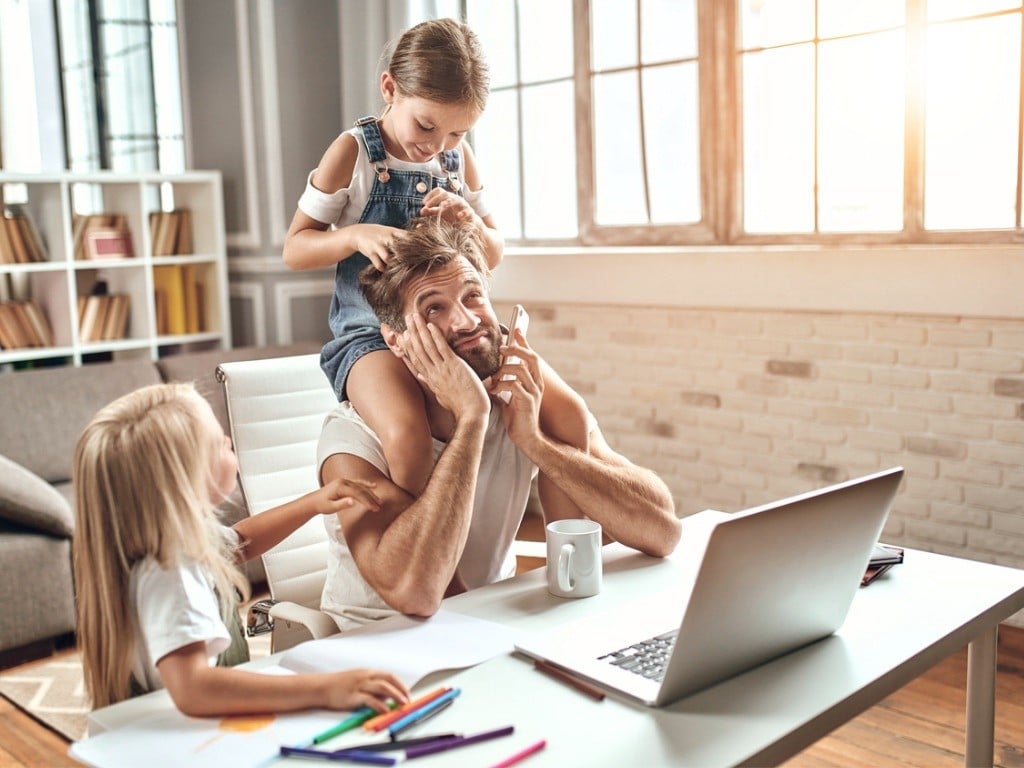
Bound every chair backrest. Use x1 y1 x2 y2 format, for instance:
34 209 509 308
216 354 336 615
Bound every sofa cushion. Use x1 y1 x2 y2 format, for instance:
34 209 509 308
0 455 74 538
156 342 322 433
0 525 76 652
0 359 162 483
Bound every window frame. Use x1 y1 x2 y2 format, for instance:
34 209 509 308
494 0 1024 248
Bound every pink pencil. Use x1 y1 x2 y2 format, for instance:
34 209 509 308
488 738 547 768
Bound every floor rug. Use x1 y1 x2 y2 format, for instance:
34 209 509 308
0 606 271 743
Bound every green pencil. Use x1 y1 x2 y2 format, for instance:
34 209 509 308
311 706 378 745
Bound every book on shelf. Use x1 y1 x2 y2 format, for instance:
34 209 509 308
149 209 194 256
78 293 131 343
101 294 131 341
19 299 55 347
153 264 203 335
0 209 47 264
0 299 53 349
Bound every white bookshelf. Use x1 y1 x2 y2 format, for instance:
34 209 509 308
0 171 230 368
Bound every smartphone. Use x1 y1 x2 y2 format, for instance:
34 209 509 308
503 304 530 367
498 305 529 398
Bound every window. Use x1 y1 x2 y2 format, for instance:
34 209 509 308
56 0 184 173
465 0 1024 246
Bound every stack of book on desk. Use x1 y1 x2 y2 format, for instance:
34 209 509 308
862 543 905 586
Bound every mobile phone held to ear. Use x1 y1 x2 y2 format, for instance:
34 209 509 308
497 305 529 401
503 304 530 367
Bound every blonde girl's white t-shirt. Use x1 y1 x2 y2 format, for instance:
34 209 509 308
128 542 233 693
297 126 491 227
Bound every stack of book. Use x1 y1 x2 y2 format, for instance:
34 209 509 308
149 209 193 256
153 265 204 335
0 211 48 264
0 298 55 349
77 294 131 343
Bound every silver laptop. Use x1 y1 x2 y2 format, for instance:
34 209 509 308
515 467 904 707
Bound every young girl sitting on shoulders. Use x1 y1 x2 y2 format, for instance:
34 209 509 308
72 382 408 716
283 18 501 496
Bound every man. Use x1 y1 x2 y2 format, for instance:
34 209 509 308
317 218 680 630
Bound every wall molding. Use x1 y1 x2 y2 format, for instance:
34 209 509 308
256 0 287 250
224 0 261 251
230 280 267 347
275 279 335 343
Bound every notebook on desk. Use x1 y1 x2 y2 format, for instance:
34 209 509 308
515 466 904 707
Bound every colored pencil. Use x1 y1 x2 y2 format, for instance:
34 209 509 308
488 738 547 768
534 658 606 701
311 707 378 745
363 686 450 732
405 725 515 760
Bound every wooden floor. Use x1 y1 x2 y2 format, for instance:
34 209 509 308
2 522 1022 766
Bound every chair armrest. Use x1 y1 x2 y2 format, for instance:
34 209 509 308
0 454 73 538
269 601 340 640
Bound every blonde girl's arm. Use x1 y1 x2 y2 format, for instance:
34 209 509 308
157 642 408 717
282 132 405 271
232 478 382 563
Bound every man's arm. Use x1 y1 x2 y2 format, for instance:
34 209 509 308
531 425 680 557
492 339 680 557
324 315 492 617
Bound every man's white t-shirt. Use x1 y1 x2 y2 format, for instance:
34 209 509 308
317 401 536 631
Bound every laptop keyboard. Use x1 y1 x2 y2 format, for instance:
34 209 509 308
597 630 678 682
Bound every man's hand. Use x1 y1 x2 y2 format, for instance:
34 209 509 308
401 313 490 423
489 328 545 450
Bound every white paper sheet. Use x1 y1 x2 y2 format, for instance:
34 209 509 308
70 609 518 767
280 609 518 686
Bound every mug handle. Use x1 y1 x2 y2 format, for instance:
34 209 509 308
558 543 576 592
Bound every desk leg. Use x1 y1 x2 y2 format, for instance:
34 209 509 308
964 625 998 768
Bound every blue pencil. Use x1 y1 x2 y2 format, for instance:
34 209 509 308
386 687 461 737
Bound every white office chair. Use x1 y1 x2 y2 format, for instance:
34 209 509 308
217 351 546 651
216 353 339 652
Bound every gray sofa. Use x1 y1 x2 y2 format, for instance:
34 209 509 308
0 341 321 667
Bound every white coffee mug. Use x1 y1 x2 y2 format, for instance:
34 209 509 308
546 519 602 598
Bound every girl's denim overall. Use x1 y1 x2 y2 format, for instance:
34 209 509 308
320 116 463 399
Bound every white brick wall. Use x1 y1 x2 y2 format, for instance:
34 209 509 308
497 302 1024 627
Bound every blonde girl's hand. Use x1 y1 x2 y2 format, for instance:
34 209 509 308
420 188 476 225
352 224 406 270
322 668 410 713
316 478 382 515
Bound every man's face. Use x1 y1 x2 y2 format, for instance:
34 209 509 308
400 256 502 379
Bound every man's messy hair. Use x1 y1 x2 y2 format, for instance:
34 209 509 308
360 217 490 330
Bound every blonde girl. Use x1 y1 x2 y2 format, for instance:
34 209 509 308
73 382 408 716
283 18 501 497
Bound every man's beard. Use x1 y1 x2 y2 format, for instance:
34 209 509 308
449 325 502 379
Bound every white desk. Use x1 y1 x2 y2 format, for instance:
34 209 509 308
86 544 1024 768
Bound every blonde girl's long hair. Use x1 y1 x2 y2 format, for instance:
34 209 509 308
72 382 249 708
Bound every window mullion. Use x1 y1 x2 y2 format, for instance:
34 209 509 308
904 0 926 236
574 0 595 242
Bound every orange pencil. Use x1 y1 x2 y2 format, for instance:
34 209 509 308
363 686 451 732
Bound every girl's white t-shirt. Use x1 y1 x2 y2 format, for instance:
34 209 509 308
128 548 232 693
297 127 491 227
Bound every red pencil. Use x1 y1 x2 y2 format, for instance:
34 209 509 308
533 659 606 701
489 738 547 768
